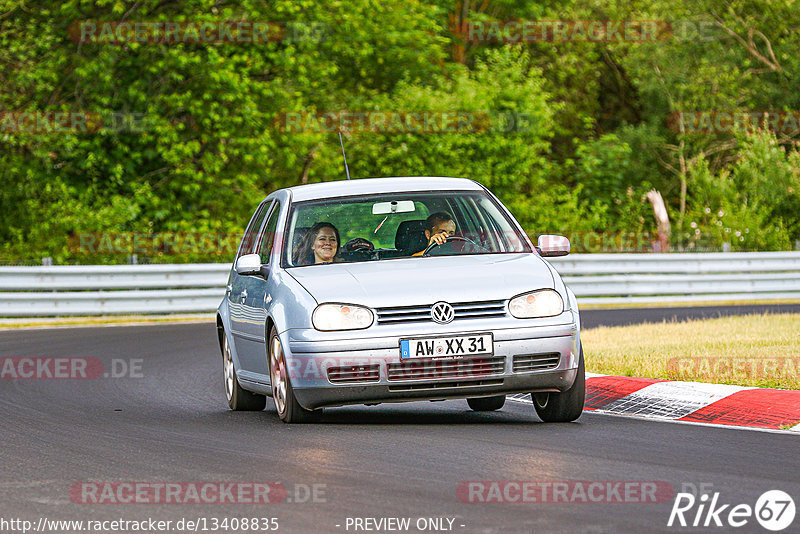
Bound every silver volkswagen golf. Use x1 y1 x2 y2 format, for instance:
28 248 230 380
216 177 584 423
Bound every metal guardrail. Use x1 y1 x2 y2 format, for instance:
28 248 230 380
1 252 799 316
0 264 230 316
549 252 800 305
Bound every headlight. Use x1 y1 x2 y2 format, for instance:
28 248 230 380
312 303 374 331
508 289 563 318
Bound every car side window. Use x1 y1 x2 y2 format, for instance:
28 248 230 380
236 201 272 259
258 201 282 264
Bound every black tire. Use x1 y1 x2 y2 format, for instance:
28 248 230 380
532 347 585 423
467 395 506 411
268 327 320 423
222 332 266 411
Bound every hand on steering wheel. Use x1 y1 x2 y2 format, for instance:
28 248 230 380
427 231 450 248
422 235 487 256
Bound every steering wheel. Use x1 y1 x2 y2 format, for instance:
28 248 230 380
422 235 488 256
341 238 376 262
343 237 375 253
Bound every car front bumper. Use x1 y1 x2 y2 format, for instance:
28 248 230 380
283 320 581 410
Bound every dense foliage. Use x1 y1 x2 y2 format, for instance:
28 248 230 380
2 0 799 263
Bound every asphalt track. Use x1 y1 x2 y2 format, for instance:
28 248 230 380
580 303 800 328
1 307 798 533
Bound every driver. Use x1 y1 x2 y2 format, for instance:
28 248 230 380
412 212 456 256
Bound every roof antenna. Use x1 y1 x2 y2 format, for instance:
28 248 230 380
338 131 351 180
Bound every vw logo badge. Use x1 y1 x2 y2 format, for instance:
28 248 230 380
431 302 455 324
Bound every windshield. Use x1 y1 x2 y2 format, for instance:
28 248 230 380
283 191 531 267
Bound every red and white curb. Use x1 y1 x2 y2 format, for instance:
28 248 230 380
510 373 800 432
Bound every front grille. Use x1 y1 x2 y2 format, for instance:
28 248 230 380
376 300 506 325
387 356 506 381
327 364 380 384
388 378 504 392
512 353 560 373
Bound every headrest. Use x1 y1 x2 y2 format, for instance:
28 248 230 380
395 220 428 254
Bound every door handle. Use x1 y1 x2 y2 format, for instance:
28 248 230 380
226 284 232 295
239 289 248 302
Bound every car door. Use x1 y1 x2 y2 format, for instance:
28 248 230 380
233 200 283 380
229 200 272 376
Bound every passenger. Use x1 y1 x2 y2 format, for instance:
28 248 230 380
293 222 340 266
413 212 456 256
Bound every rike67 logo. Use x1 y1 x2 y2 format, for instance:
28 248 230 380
668 489 795 531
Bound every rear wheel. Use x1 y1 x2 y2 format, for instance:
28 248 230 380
269 327 319 423
222 333 266 411
532 347 585 423
467 395 506 411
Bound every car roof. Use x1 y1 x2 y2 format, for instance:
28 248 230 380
284 177 485 202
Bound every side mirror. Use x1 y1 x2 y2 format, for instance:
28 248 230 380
536 235 570 257
235 253 266 276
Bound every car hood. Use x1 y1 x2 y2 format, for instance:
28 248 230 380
286 253 555 308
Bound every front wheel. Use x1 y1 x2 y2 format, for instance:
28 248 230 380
222 333 266 411
269 327 319 423
532 347 585 423
467 395 506 411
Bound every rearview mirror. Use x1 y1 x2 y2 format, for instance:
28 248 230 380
372 200 415 215
235 253 265 276
537 235 570 257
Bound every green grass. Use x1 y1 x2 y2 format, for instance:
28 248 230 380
582 313 800 390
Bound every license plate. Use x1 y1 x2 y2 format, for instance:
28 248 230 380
400 333 493 359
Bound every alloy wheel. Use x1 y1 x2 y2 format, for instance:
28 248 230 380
270 335 287 415
223 336 234 402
